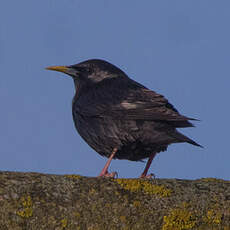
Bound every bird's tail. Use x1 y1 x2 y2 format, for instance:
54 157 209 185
173 131 203 148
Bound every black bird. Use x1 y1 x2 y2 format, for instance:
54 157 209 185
46 59 201 178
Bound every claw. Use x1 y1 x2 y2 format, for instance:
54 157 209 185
140 173 155 179
98 148 118 178
139 152 157 178
100 171 118 178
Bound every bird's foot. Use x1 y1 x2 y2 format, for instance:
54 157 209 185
139 173 155 179
98 170 118 178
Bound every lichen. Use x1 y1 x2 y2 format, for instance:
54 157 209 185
203 209 222 226
64 174 82 180
1 171 229 229
120 215 127 222
143 183 172 197
116 179 142 192
16 195 33 218
61 218 68 228
89 188 96 195
162 203 197 230
133 200 141 208
116 179 172 197
74 211 81 218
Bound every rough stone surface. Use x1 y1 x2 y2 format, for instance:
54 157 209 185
0 171 229 230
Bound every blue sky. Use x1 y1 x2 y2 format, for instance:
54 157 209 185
0 1 229 180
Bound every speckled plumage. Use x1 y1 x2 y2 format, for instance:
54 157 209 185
69 59 201 161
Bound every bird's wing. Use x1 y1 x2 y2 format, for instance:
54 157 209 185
76 79 196 127
106 88 196 126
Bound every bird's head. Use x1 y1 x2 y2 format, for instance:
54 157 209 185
46 59 126 85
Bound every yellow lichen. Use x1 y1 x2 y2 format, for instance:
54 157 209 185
115 191 120 196
105 203 112 208
64 174 81 179
203 209 222 226
120 215 127 222
116 179 142 192
116 179 172 197
74 211 81 218
122 227 130 230
16 196 33 218
133 200 141 208
89 188 96 195
143 183 172 197
61 218 68 228
162 203 196 230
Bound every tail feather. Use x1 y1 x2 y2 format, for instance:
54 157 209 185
186 138 203 148
173 131 203 148
168 120 195 128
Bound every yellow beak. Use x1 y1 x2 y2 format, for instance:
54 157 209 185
45 65 69 74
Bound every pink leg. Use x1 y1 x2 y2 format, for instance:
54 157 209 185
140 152 157 178
98 148 118 178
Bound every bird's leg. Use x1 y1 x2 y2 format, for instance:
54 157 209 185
140 152 157 178
98 148 118 178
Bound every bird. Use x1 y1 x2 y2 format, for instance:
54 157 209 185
46 59 202 178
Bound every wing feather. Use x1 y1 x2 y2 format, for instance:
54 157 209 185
75 78 197 128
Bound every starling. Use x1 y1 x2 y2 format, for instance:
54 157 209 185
46 59 202 178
